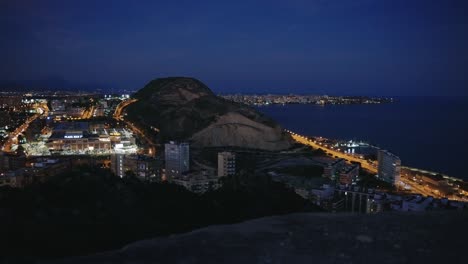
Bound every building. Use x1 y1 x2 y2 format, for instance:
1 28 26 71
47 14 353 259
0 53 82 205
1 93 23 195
366 194 385 214
125 155 161 180
217 151 236 177
320 198 345 213
0 151 26 172
66 107 85 118
47 129 112 153
377 150 401 185
0 96 22 108
401 196 434 212
0 158 71 188
172 171 220 194
111 154 161 180
164 141 189 180
0 169 25 188
50 99 66 112
24 158 70 182
338 164 360 185
323 158 345 179
45 122 136 155
310 184 335 205
111 153 125 178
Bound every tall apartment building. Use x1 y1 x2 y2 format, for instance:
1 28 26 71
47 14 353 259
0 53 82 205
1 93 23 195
111 153 126 178
111 153 161 180
164 141 189 180
377 149 401 186
217 151 236 177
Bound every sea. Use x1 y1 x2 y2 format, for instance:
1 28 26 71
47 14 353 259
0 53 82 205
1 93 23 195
256 96 468 181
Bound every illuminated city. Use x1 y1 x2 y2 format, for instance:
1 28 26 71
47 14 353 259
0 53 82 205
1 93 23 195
1 0 467 262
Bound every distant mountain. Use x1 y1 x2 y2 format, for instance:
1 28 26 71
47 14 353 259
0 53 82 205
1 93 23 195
0 78 111 93
126 77 293 151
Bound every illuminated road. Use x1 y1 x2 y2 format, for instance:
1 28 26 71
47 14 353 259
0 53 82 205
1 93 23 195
400 167 467 200
81 105 95 119
287 130 378 173
113 99 157 156
114 99 137 120
400 172 439 197
287 130 460 199
1 103 49 153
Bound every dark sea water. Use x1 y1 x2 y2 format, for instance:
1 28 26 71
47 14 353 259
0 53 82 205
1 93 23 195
257 97 468 180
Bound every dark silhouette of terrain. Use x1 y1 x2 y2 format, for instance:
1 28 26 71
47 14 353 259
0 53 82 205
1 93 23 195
0 166 314 260
54 211 467 264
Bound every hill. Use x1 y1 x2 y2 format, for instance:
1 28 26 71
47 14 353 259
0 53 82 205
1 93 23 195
0 166 312 259
53 211 466 264
126 77 293 150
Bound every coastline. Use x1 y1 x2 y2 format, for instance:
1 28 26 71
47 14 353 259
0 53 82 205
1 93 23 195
256 97 468 181
287 130 467 201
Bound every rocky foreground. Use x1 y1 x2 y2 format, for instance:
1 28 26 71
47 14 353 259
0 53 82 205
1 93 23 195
50 211 466 264
125 77 293 151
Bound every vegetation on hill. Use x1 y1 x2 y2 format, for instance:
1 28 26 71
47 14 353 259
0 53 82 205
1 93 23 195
276 165 324 178
125 77 287 146
0 166 319 259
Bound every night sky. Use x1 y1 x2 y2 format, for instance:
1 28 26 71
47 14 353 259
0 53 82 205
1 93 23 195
1 0 467 96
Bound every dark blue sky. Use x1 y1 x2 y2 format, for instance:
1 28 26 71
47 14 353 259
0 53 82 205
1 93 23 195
1 0 467 95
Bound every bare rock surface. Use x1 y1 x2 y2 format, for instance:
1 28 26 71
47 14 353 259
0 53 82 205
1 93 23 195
50 211 467 264
192 112 292 151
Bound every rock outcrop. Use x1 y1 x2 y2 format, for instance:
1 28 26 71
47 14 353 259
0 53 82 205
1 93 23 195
126 77 293 151
53 211 467 264
191 112 292 150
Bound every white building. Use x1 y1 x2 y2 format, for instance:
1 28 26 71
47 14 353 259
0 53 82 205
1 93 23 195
310 184 335 205
111 153 125 178
377 149 401 186
401 196 433 211
217 151 236 177
172 172 220 194
111 153 160 179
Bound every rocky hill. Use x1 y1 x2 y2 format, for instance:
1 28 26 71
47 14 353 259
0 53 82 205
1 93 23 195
126 77 292 150
51 211 467 264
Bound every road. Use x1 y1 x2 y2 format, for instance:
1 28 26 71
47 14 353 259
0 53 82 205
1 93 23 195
401 176 440 197
1 103 49 153
287 130 378 173
81 105 95 119
113 99 157 156
114 99 137 120
287 130 455 199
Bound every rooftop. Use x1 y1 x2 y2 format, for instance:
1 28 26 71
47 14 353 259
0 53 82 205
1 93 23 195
54 121 89 131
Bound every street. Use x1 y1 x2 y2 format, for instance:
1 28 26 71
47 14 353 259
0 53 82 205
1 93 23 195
1 103 48 152
287 130 461 199
113 99 157 156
